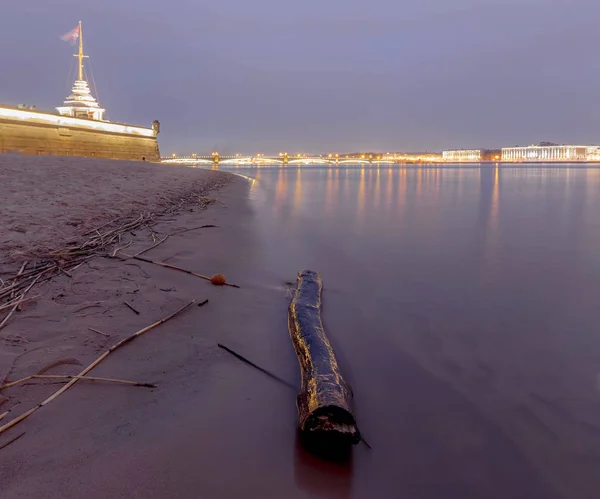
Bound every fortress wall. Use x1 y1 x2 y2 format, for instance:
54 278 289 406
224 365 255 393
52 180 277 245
0 120 160 161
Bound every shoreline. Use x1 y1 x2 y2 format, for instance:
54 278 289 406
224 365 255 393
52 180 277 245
0 161 310 499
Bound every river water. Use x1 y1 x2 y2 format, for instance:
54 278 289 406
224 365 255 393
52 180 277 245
228 164 600 499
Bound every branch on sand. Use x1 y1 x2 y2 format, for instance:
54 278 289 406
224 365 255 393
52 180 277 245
169 224 219 236
0 431 25 451
122 253 240 288
0 375 156 391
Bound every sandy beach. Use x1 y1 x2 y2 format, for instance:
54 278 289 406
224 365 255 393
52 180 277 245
0 154 270 497
0 154 230 264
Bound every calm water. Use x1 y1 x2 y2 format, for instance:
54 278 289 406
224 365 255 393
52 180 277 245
233 165 600 498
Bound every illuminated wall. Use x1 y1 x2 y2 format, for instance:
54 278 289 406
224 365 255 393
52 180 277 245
0 107 159 161
586 146 600 161
502 145 588 162
442 150 482 162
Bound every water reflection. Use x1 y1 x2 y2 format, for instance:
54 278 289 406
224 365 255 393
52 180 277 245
234 165 600 498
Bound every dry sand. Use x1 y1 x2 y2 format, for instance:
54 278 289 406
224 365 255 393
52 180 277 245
0 154 230 263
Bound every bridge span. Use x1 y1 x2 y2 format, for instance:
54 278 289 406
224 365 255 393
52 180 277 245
161 154 400 166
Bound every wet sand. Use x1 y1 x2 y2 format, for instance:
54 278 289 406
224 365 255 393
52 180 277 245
0 160 568 498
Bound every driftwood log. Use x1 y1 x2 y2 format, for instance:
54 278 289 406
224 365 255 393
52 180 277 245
288 270 360 448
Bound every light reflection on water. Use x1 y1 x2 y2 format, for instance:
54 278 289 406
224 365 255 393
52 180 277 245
227 164 600 498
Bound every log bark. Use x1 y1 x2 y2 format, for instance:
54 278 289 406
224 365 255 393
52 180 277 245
288 270 360 447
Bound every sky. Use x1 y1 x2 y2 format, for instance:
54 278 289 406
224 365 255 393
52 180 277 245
1 0 599 154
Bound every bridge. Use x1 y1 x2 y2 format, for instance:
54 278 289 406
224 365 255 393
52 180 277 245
160 153 440 166
161 154 376 166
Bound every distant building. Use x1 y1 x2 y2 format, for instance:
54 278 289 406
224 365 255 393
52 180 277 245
442 149 501 162
587 146 600 162
502 145 588 162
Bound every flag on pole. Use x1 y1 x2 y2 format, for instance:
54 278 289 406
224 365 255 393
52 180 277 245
61 26 80 45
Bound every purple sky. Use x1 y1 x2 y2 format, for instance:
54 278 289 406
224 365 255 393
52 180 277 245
1 0 599 154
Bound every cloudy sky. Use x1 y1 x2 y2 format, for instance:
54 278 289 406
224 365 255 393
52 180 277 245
1 0 598 154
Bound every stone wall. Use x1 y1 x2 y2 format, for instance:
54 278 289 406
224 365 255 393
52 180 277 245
0 120 160 161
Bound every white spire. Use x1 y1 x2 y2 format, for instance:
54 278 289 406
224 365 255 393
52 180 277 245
56 79 105 120
56 21 105 121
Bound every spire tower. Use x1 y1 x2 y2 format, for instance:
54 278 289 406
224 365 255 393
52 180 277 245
56 21 105 121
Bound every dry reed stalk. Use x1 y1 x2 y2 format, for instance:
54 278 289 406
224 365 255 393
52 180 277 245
129 255 240 288
111 241 132 258
14 262 27 286
33 375 156 388
10 263 28 299
57 267 72 278
0 431 25 451
0 376 35 390
7 263 52 282
0 295 40 313
82 216 127 236
169 224 218 236
0 375 155 390
88 327 109 337
69 259 89 272
0 283 23 301
217 343 296 390
123 301 140 315
133 235 169 257
0 271 49 331
0 300 196 436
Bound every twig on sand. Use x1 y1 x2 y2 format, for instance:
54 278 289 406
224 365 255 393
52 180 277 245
169 224 219 236
127 255 240 288
74 303 107 314
0 300 196 436
0 295 40 313
0 375 156 391
0 431 25 451
217 343 373 450
13 262 28 292
16 262 28 276
217 343 296 390
111 241 132 258
134 235 169 257
0 271 49 332
0 412 7 421
36 358 82 376
124 301 140 315
82 216 126 236
197 299 209 307
58 267 72 279
88 327 110 337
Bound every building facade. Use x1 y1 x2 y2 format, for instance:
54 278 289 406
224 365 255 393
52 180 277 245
502 145 588 162
442 150 481 162
442 149 501 162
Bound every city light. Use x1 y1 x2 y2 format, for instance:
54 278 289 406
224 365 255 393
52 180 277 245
0 107 155 137
442 150 482 162
502 145 588 162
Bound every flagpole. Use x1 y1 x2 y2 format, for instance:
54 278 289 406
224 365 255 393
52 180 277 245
77 20 84 81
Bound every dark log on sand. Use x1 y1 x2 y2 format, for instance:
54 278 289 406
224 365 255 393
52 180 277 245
288 270 360 449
